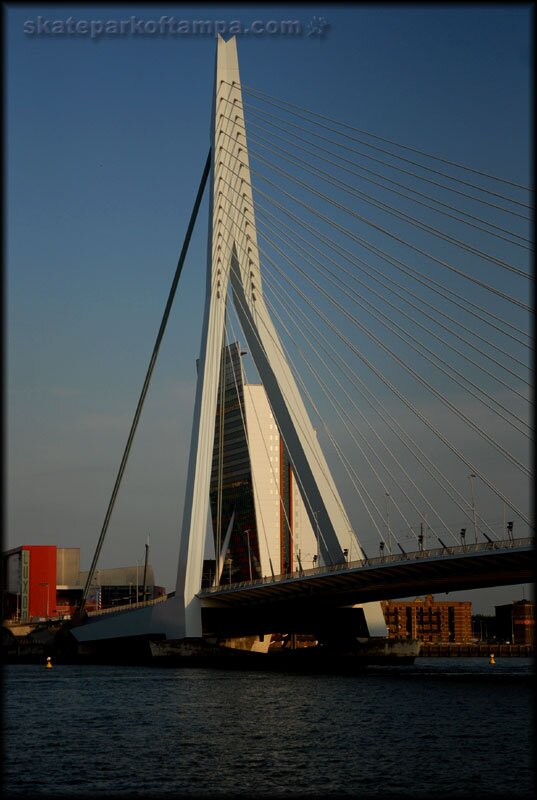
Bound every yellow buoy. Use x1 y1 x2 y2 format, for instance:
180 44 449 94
45 656 53 669
489 653 496 665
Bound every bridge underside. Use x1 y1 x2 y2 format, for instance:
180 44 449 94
68 543 532 644
199 545 534 638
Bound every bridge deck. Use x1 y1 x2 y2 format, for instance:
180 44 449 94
68 538 533 642
198 538 534 610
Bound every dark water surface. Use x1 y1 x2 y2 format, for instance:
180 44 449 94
3 658 534 798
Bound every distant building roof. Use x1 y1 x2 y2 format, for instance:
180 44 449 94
78 565 155 587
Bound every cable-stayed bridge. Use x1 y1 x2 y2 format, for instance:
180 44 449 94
71 36 532 648
197 538 533 638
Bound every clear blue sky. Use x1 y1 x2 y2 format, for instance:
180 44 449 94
6 4 532 613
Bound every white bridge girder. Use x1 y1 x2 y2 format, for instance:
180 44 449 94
175 35 383 638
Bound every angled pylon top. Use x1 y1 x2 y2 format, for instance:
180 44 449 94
176 35 361 638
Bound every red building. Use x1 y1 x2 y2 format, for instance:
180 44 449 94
2 544 162 622
2 545 57 622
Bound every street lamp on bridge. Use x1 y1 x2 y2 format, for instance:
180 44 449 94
314 511 320 564
244 530 253 581
468 474 478 544
385 493 392 554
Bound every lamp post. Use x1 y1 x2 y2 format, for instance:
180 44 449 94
314 511 320 565
460 528 466 549
38 582 49 618
245 530 252 581
507 521 514 543
225 557 233 584
511 605 515 645
95 570 101 610
385 493 392 554
468 474 477 544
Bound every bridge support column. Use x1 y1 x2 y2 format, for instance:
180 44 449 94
353 603 389 638
175 34 383 639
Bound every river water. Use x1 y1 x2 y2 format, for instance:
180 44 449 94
3 658 534 798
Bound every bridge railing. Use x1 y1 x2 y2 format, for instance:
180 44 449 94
86 592 169 617
199 536 533 595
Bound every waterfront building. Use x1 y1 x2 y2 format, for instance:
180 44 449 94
208 342 319 584
2 545 58 622
78 566 163 611
495 599 534 644
471 613 496 642
1 545 162 622
381 594 473 643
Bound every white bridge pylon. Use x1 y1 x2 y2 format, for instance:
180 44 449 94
175 35 382 638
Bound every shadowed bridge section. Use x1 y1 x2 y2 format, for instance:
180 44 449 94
197 538 534 636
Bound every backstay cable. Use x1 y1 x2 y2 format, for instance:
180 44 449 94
77 150 211 615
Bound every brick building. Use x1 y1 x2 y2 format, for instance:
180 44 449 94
495 599 534 644
381 594 473 643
